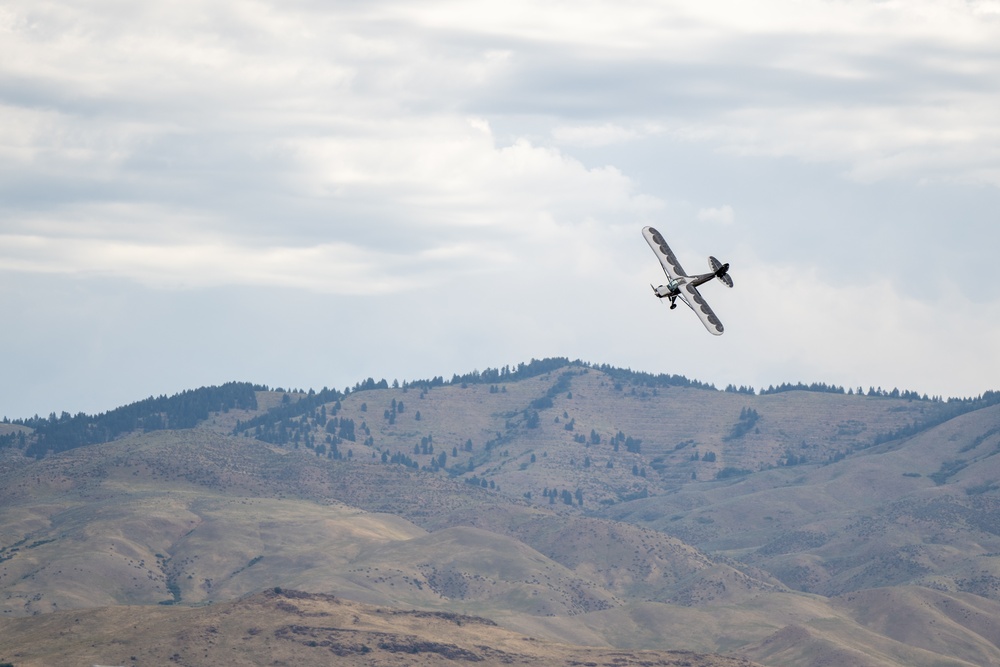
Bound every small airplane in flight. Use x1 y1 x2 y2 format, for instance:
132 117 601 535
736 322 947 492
642 226 733 335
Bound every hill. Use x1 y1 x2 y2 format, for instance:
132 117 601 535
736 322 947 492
2 358 1000 666
0 588 759 667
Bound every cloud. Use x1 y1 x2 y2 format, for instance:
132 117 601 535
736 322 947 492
2 0 1000 417
551 123 641 147
736 264 1000 398
697 205 734 225
1 112 659 293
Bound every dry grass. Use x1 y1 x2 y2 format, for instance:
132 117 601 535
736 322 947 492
0 588 760 667
2 367 1000 667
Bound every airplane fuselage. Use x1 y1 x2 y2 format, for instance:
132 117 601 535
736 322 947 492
653 262 729 299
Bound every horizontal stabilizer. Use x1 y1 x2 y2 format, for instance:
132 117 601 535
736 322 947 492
709 256 734 288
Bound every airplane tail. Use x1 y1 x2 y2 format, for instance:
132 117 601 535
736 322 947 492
709 256 733 288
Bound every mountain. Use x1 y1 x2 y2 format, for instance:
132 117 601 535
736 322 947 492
1 358 999 667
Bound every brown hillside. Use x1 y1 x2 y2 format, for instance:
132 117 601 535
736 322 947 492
4 363 1000 667
601 403 1000 602
0 588 761 667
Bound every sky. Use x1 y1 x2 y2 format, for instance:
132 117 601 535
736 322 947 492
3 0 1000 419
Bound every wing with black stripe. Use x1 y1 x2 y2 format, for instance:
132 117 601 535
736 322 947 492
642 226 688 280
678 283 725 335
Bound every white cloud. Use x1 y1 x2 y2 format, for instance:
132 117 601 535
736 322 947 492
719 262 1000 399
289 117 662 237
697 205 734 225
2 0 1000 416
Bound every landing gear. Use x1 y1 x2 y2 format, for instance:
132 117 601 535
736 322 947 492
652 284 680 309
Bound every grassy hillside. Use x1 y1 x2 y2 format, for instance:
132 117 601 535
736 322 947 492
2 359 1000 667
601 404 1000 600
0 588 760 667
214 363 962 511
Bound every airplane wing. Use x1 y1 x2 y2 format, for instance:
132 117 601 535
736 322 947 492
642 226 687 280
677 283 725 335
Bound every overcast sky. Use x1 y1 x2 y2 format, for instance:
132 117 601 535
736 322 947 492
3 0 1000 419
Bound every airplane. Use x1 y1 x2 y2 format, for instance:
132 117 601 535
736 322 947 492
642 226 733 335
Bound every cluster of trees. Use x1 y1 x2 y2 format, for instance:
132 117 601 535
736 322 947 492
388 358 577 394
448 358 577 387
526 371 577 428
611 431 642 453
569 428 638 453
382 450 418 468
18 382 263 459
383 398 406 424
413 434 437 456
374 438 448 472
319 437 353 460
781 448 808 466
542 486 583 505
464 475 500 491
757 381 844 395
758 381 934 400
0 430 27 449
234 387 342 437
594 364 714 391
326 417 357 442
350 357 711 395
351 377 390 392
724 407 761 441
252 409 367 450
870 390 1000 448
569 429 639 453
